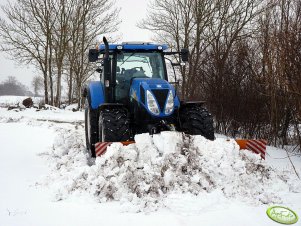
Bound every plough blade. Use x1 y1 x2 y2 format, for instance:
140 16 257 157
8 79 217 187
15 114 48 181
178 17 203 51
235 139 267 159
95 141 134 156
95 139 267 159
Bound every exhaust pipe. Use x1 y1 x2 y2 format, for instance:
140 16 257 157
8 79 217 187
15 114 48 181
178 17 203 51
103 36 111 102
103 36 109 59
102 36 114 102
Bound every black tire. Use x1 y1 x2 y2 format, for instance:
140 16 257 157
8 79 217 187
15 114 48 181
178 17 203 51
180 105 215 140
85 98 99 157
99 108 130 142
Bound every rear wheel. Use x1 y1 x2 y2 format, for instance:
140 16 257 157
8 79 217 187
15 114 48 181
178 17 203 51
99 108 130 142
85 98 99 157
180 105 215 140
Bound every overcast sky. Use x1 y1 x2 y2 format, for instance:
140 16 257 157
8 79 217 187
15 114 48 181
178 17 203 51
0 0 152 88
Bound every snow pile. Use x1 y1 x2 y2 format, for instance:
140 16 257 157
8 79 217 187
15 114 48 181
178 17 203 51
44 129 301 211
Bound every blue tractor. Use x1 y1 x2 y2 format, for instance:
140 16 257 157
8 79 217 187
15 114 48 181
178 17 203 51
83 37 214 157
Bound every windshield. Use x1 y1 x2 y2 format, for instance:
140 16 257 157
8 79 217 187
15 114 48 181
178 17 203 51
116 52 165 80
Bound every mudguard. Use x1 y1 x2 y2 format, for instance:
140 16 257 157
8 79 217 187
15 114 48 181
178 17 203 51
86 81 105 109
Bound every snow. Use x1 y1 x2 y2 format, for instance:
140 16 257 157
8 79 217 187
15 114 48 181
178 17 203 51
0 107 301 226
0 95 43 107
0 106 83 123
64 103 79 111
0 122 55 225
44 129 300 211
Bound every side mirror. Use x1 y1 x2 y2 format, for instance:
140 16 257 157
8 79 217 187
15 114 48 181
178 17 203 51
88 49 99 62
181 48 189 62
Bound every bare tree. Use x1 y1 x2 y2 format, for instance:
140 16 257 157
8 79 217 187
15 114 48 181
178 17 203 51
258 0 301 147
140 0 214 98
141 0 265 98
141 0 267 129
142 0 301 151
0 0 120 107
66 0 120 107
0 0 55 104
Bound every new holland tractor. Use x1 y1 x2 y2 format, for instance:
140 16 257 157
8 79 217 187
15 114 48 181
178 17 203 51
83 37 214 157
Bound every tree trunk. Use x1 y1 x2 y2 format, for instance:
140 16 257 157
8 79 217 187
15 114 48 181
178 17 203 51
55 65 62 107
68 67 73 104
43 71 49 104
49 54 54 106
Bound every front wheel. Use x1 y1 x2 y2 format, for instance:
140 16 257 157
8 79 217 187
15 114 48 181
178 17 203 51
99 108 130 142
85 98 99 157
180 105 215 140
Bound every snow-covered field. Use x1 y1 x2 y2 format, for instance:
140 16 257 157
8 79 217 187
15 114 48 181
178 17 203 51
0 106 300 226
0 95 43 107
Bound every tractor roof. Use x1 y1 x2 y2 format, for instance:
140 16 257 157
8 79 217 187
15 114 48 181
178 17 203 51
98 42 168 51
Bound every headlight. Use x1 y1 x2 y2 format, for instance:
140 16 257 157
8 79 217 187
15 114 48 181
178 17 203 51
165 90 174 114
146 90 160 115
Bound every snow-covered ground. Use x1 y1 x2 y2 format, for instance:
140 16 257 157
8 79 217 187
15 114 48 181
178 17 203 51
0 106 83 123
0 107 300 226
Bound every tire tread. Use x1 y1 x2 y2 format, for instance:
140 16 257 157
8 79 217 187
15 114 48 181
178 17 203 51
180 105 214 140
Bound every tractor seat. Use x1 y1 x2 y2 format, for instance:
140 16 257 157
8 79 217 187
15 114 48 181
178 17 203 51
133 70 146 77
133 67 147 78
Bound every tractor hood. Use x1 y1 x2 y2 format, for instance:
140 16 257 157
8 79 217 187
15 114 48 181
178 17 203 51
130 78 180 117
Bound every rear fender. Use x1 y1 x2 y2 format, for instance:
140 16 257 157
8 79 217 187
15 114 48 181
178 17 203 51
84 81 105 110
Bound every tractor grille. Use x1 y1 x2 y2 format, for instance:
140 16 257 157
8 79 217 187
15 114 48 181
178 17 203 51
151 89 169 112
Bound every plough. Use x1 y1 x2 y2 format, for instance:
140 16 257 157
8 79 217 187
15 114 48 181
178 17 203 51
94 139 267 159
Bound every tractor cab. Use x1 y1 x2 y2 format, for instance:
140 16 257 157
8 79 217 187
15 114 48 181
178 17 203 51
88 39 186 104
115 51 167 103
